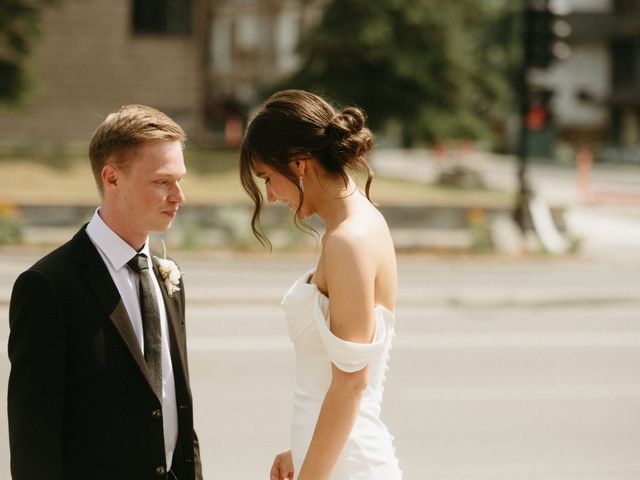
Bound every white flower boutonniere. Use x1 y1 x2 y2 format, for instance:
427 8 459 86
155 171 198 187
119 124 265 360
154 240 182 297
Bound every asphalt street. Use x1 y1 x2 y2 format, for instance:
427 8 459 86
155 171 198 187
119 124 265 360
1 250 639 479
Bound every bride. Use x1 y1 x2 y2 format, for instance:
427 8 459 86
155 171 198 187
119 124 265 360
240 89 402 480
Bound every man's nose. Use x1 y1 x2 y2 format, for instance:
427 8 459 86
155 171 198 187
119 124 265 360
170 182 185 204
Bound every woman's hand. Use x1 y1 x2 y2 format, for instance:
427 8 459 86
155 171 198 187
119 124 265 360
270 448 294 480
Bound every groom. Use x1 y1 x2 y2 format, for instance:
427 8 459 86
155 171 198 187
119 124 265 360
7 105 202 480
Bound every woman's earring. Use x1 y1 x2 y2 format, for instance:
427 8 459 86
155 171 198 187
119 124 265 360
298 176 304 193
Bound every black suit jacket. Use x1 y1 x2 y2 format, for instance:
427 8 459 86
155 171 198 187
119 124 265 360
7 227 203 480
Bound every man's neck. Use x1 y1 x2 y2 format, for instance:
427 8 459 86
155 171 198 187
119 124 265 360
97 205 147 251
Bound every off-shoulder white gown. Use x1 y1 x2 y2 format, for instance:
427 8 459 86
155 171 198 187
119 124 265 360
281 269 402 479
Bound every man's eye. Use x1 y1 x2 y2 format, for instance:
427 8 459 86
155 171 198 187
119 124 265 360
264 178 271 185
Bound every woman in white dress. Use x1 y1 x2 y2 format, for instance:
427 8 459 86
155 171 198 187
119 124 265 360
240 90 402 480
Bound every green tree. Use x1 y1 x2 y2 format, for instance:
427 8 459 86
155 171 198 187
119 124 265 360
276 0 520 146
0 0 57 104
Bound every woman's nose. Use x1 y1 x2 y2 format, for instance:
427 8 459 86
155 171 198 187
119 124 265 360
266 184 277 203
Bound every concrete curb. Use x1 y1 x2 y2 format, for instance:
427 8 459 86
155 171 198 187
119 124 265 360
7 202 567 252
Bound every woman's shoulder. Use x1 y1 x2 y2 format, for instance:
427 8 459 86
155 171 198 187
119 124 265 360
326 220 365 245
322 220 385 279
323 220 375 264
328 208 391 249
322 231 362 276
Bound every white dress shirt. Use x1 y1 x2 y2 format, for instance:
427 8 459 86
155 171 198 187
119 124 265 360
86 209 178 469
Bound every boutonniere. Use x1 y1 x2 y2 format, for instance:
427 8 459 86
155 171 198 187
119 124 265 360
153 240 182 297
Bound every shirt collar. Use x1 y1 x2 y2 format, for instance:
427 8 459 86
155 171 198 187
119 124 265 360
86 208 151 271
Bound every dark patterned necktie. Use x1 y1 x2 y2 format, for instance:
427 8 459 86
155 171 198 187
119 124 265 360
127 253 163 398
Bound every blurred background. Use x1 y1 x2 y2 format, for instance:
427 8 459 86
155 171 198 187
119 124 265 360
0 0 639 478
0 0 639 254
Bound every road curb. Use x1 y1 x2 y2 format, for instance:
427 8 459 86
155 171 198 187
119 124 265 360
7 202 567 253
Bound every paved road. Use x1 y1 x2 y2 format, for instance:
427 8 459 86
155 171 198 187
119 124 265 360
1 249 639 479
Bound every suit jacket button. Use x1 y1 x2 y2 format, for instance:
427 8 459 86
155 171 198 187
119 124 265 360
154 465 166 476
152 409 162 418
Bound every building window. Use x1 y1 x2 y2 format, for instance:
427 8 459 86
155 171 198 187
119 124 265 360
614 0 640 14
235 13 261 52
611 39 635 90
276 7 301 72
132 0 193 35
212 15 232 73
233 12 263 65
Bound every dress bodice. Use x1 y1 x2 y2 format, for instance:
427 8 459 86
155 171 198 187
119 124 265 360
280 269 402 479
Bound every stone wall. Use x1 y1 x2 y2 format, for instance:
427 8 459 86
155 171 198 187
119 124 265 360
0 0 207 143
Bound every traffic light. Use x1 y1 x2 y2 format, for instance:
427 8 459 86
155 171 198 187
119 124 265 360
525 0 571 69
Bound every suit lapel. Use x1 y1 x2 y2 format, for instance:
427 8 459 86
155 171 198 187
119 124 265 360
72 227 158 398
152 258 190 398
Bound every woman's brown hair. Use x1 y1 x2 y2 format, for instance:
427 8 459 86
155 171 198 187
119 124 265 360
240 89 375 248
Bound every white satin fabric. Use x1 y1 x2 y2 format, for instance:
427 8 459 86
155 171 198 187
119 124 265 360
281 269 402 479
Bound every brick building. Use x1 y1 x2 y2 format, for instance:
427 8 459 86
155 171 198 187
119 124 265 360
0 0 209 144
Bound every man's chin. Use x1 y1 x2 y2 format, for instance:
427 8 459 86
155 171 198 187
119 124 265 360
149 219 174 232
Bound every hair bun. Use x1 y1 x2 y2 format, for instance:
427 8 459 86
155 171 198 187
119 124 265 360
324 106 373 168
325 107 366 141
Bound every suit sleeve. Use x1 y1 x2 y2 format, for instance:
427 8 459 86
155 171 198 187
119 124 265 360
178 274 203 480
8 269 66 480
193 430 203 480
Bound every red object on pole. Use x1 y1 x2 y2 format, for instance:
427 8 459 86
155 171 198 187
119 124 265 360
526 103 547 131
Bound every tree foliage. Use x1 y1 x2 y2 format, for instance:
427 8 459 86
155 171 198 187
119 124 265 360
275 0 521 146
0 0 57 105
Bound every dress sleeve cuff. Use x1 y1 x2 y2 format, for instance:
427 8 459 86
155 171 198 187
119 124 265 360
313 293 393 372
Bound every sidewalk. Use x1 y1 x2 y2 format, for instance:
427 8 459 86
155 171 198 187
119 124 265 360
370 148 640 261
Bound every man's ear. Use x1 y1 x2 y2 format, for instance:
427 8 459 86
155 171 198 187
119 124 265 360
101 164 119 191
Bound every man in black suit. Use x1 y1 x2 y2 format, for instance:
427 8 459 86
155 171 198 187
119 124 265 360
8 105 203 479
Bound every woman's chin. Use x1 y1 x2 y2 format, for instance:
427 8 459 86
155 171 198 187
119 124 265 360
294 209 311 221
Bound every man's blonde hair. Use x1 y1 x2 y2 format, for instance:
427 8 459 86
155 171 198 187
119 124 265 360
89 104 186 194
